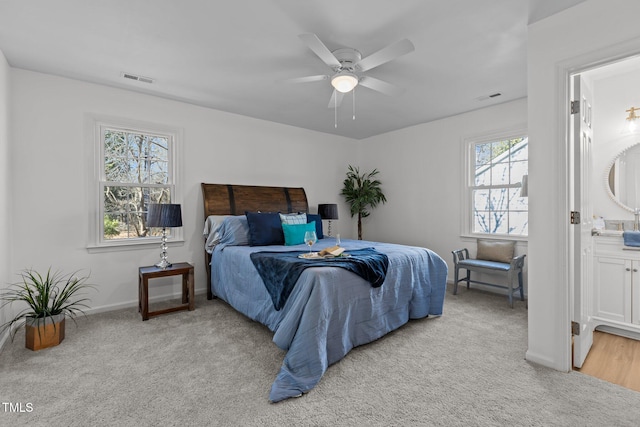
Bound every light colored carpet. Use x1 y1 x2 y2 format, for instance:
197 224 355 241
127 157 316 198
2 284 640 426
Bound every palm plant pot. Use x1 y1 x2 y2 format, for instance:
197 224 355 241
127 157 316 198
25 314 65 351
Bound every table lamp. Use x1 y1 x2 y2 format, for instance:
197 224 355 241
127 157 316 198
147 203 182 269
318 204 339 237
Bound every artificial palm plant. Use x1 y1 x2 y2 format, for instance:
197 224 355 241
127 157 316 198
0 268 94 349
340 165 387 240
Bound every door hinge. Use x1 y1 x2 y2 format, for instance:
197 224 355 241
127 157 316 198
571 321 580 335
570 211 581 224
571 100 580 114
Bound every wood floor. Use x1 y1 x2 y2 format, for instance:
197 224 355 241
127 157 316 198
575 331 640 392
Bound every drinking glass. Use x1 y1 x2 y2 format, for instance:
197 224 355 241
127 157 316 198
304 230 317 254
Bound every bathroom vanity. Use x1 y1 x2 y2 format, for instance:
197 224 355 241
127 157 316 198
589 137 640 337
593 233 640 336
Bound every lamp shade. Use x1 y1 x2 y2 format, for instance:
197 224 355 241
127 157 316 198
147 204 183 228
318 204 339 220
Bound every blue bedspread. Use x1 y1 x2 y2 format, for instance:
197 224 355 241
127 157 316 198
250 248 389 310
210 238 447 402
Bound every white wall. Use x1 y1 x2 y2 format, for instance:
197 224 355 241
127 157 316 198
9 69 357 312
590 68 640 221
0 50 12 345
528 0 640 370
358 98 528 285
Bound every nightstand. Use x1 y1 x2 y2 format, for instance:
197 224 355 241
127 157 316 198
138 262 195 321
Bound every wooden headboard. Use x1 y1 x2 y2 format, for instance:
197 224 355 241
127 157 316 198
201 183 308 218
200 183 309 299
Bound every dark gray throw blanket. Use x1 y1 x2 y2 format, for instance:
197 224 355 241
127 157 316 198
250 248 389 310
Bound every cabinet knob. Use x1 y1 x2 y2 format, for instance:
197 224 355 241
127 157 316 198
627 268 632 271
635 269 639 273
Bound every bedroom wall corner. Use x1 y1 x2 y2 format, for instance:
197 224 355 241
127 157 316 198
355 98 528 292
0 49 13 350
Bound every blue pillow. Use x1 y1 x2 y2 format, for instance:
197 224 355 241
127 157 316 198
245 212 284 246
282 221 316 246
307 214 324 239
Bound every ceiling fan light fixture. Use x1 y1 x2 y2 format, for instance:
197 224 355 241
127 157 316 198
331 72 358 93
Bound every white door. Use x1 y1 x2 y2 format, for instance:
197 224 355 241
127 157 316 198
571 74 594 368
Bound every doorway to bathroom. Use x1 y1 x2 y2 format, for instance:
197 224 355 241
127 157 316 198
569 54 640 376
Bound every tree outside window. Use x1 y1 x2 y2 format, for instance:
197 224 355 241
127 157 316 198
471 136 528 236
101 128 173 241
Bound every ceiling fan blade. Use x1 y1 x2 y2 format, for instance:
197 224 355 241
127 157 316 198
285 75 329 84
358 76 404 97
328 90 344 108
356 39 415 72
299 33 341 68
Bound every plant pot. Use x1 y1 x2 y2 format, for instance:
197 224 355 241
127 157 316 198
25 314 65 351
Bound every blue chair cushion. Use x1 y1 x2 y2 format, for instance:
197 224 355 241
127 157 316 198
458 259 511 272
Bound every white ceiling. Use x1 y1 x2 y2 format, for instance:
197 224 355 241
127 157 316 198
0 0 585 140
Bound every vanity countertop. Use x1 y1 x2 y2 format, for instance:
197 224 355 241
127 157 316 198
594 232 640 257
592 229 623 237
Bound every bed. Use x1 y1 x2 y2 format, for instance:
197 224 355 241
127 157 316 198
201 183 448 402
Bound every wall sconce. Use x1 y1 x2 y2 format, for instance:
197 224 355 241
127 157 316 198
147 203 183 269
318 204 339 236
626 106 640 132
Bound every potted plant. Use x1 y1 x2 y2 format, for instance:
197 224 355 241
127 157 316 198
340 165 387 240
0 268 95 351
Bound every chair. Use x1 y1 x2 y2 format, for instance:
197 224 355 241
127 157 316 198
452 239 526 308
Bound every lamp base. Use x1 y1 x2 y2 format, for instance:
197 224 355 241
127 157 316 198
155 259 172 269
155 228 172 269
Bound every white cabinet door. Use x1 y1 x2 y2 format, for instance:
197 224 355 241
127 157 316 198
594 256 631 323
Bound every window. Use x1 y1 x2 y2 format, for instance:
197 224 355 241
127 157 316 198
467 134 528 237
90 118 181 248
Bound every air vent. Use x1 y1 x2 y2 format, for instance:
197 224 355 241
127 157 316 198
121 72 154 84
475 92 502 102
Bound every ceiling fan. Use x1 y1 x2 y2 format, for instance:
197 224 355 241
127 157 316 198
289 33 415 108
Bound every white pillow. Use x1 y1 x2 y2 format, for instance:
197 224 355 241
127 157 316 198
203 215 230 253
279 212 307 225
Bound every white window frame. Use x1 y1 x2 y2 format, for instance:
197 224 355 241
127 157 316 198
462 126 528 240
86 115 183 251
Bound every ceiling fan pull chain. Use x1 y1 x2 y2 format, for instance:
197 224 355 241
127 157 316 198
335 93 338 128
353 89 356 120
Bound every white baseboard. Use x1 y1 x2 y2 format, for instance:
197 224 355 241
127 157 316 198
84 287 209 315
0 287 209 354
525 350 567 371
595 325 640 341
447 278 528 298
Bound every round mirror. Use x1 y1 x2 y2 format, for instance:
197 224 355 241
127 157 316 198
607 143 640 212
